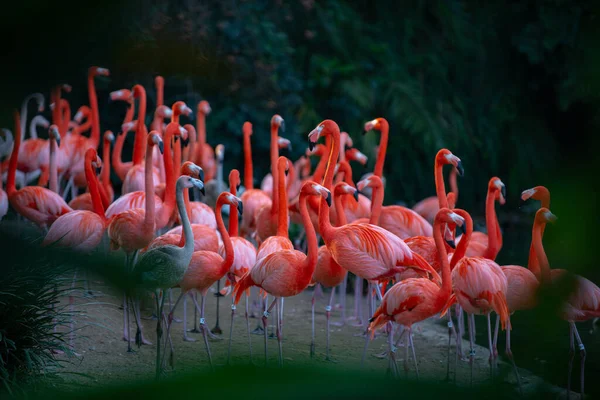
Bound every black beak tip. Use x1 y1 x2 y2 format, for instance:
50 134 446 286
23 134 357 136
158 142 164 154
501 186 506 198
236 184 241 191
326 192 332 207
353 190 359 202
456 161 464 177
96 167 102 175
368 317 374 323
280 121 286 132
446 239 456 249
456 223 466 237
238 202 243 215
308 140 316 151
56 138 61 147
200 187 206 196
284 169 289 177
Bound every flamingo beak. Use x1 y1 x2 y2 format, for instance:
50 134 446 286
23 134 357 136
308 140 316 152
353 189 359 202
501 185 506 199
280 120 286 132
55 136 61 147
158 141 164 154
237 201 244 216
455 222 466 237
456 161 464 177
445 239 456 249
325 191 332 207
192 179 205 195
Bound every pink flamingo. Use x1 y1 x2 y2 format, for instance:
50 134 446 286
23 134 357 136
441 208 510 384
6 113 71 230
368 208 465 377
234 181 331 367
259 137 293 197
107 130 163 351
255 115 286 244
240 121 271 238
221 169 258 363
109 89 135 181
333 160 371 223
520 185 550 279
165 192 242 370
413 167 459 223
194 100 216 181
310 181 359 360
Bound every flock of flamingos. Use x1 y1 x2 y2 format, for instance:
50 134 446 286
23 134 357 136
0 66 598 398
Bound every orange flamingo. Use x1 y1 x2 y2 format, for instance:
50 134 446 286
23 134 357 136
107 130 163 350
234 181 331 367
413 167 459 223
464 177 505 259
520 185 550 279
355 175 433 239
310 181 358 360
194 100 216 181
255 115 286 244
165 192 242 370
240 121 271 238
368 208 465 377
441 208 510 384
132 174 204 379
221 169 258 363
6 113 71 230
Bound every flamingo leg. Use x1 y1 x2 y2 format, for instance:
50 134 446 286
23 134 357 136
445 311 459 382
276 298 283 367
404 326 410 375
486 313 495 379
162 312 175 369
213 279 222 334
387 322 398 378
227 298 236 365
568 322 575 399
492 314 500 358
571 321 586 399
360 283 373 366
155 290 166 380
168 289 182 323
245 294 253 363
262 297 278 367
162 292 184 368
252 294 266 335
123 294 132 350
339 273 347 323
134 299 152 345
505 322 523 396
468 313 475 387
310 288 316 358
69 268 77 351
197 294 214 370
190 292 200 333
409 327 419 379
325 287 336 361
182 293 196 341
280 297 285 337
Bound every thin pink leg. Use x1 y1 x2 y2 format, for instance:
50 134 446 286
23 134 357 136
182 293 196 341
567 322 575 399
198 294 214 370
505 323 523 396
571 321 586 399
310 288 316 358
262 297 278 367
326 287 336 361
227 298 236 364
245 294 253 362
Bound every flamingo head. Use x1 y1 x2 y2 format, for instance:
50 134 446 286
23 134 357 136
490 177 506 205
364 118 380 132
181 161 205 182
104 130 115 144
178 102 193 117
215 144 225 162
49 125 61 147
278 156 291 177
520 186 551 209
177 175 206 195
121 120 137 133
271 114 285 132
277 136 292 151
177 125 189 141
197 100 211 115
242 121 252 136
437 149 464 177
303 181 331 207
229 169 241 192
334 181 359 203
346 148 368 165
435 208 466 249
340 132 354 148
110 89 131 102
156 105 173 120
357 175 383 193
91 66 110 77
536 207 557 224
222 192 243 215
148 131 164 154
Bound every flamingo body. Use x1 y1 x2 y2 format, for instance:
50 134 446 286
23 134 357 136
9 186 72 228
42 210 106 252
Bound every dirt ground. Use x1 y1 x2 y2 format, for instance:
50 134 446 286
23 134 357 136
55 277 564 395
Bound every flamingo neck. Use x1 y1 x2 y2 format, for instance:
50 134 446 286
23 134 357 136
531 220 550 283
277 162 289 237
373 120 388 178
270 124 280 215
7 111 21 196
177 182 195 256
197 112 206 164
101 137 111 190
433 216 452 306
59 100 70 137
132 87 147 165
51 87 61 132
49 137 58 193
217 198 234 273
322 132 340 190
435 157 449 209
156 124 177 229
318 196 336 244
368 183 384 225
450 212 473 269
228 180 239 237
88 71 101 148
300 193 319 273
312 139 330 184
178 188 193 248
112 102 134 180
85 157 106 220
334 192 349 226
243 131 253 190
155 77 164 107
449 168 458 200
483 189 501 260
185 125 197 164
143 140 156 234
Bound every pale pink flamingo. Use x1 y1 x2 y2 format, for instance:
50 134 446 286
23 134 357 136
441 208 510 384
310 181 358 360
165 192 241 370
6 113 71 230
240 121 271 238
234 181 331 367
368 208 465 377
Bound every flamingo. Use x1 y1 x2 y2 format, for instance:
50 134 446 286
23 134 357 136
107 130 163 351
240 121 271 238
255 115 286 244
165 192 242 370
121 85 161 194
259 136 293 197
333 160 371 223
310 181 359 360
69 131 114 211
520 185 550 279
109 89 135 181
132 174 204 380
355 175 433 239
6 113 71 230
441 208 510 384
368 208 465 377
413 167 459 223
220 169 258 363
464 177 505 259
234 181 331 367
194 100 216 181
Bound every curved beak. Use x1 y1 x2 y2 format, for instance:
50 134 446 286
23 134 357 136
237 201 244 216
280 120 286 132
501 185 506 199
157 141 164 154
193 179 206 195
353 189 359 202
456 161 464 177
308 140 316 152
455 222 466 237
445 239 456 249
55 136 61 147
325 191 332 207
236 183 241 191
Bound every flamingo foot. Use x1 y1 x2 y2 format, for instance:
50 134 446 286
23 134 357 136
188 327 201 333
373 350 388 359
207 329 223 340
252 325 264 335
183 336 197 342
142 313 159 321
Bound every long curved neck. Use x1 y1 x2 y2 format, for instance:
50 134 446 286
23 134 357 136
51 87 61 132
143 141 156 233
228 183 239 237
323 133 340 190
88 72 101 148
270 124 280 214
49 137 58 193
185 125 196 163
6 111 20 195
532 220 550 284
369 184 384 225
300 193 319 272
433 218 452 306
178 188 194 248
334 193 349 226
338 161 354 186
217 199 234 273
101 137 112 201
450 213 473 269
112 102 135 180
177 183 194 256
318 196 336 243
156 77 164 107
85 158 106 220
373 120 388 178
59 100 71 137
155 125 177 229
449 168 458 200
132 88 147 165
435 158 448 210
197 112 206 164
483 189 500 260
277 163 289 237
312 141 330 184
243 132 253 189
